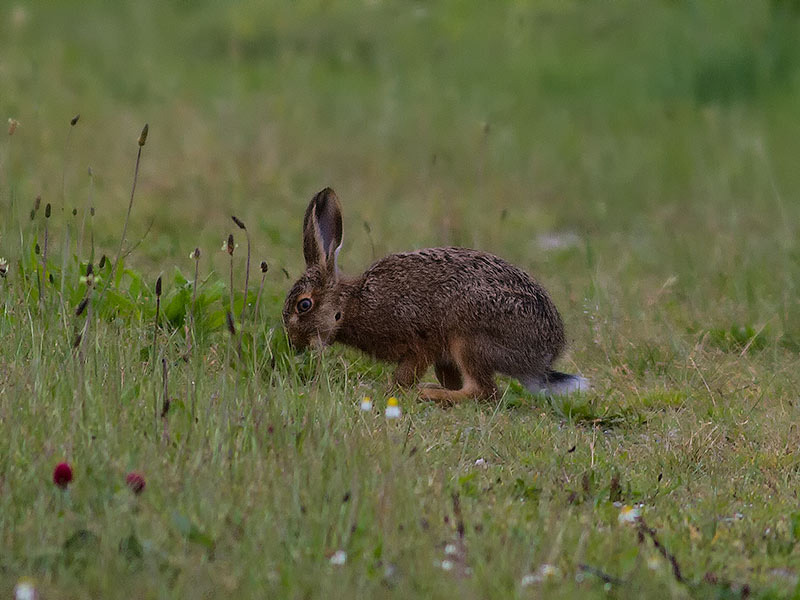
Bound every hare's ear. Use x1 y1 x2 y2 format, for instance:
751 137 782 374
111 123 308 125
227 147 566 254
303 187 343 274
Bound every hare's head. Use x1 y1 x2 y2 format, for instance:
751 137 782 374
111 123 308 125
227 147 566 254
283 188 345 351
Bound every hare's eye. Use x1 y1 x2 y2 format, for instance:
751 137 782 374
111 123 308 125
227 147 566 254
297 298 313 313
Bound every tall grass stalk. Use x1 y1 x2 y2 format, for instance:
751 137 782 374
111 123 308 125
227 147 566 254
40 203 51 311
232 216 250 327
153 274 162 436
99 123 148 305
252 260 269 372
188 248 200 436
77 167 93 264
59 114 80 322
226 233 235 316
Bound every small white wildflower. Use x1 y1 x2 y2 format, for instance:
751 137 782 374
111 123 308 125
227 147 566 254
474 458 486 468
14 578 36 600
440 559 453 571
385 396 401 419
444 543 458 556
360 397 373 411
540 564 559 578
329 550 346 565
521 564 560 586
647 555 660 571
618 505 641 524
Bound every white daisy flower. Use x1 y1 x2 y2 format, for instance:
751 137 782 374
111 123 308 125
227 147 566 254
14 578 37 600
329 550 346 565
360 397 373 411
521 563 560 586
618 505 641 524
385 397 401 419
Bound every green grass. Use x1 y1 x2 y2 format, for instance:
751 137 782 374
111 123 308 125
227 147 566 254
3 0 800 597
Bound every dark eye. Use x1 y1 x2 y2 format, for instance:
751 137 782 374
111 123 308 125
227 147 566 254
297 298 313 313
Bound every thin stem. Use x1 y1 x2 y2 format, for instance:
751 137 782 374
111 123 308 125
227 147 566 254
77 168 93 262
98 124 147 306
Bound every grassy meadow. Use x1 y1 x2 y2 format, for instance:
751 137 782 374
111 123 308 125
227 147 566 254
3 1 800 597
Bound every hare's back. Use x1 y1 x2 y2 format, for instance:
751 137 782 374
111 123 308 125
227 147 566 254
361 247 560 327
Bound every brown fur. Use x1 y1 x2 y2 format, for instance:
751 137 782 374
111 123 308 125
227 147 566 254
283 188 584 404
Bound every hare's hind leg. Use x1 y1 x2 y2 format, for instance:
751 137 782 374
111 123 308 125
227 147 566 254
434 359 463 390
420 339 497 404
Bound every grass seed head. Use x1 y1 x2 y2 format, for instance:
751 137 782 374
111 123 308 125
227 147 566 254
232 215 246 230
138 123 149 147
44 203 51 219
75 297 88 316
226 311 236 335
70 114 80 126
227 233 234 256
260 261 269 273
193 247 200 260
34 195 41 211
155 275 162 297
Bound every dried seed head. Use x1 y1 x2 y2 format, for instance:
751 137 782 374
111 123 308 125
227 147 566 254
193 247 200 260
90 207 95 217
34 243 40 255
34 195 41 211
155 275 162 297
227 233 234 256
98 255 106 269
226 311 236 335
49 273 54 284
138 123 149 147
260 261 269 273
0 257 8 278
70 114 80 126
73 333 82 348
8 118 19 136
72 208 77 216
232 215 246 230
29 209 35 221
45 203 51 218
75 297 89 316
86 263 94 276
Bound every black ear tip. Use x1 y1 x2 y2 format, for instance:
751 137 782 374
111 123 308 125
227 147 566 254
313 187 337 207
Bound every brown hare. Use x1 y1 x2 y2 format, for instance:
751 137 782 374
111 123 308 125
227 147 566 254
283 188 588 404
